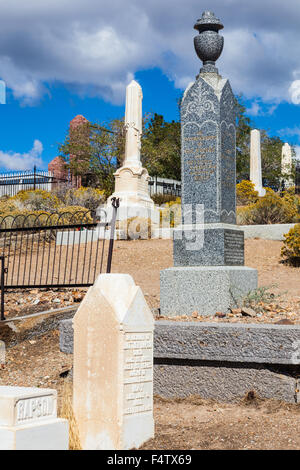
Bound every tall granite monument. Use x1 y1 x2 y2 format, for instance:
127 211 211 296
160 12 258 316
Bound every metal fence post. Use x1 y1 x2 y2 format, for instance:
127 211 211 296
0 256 5 321
106 198 120 273
33 165 36 190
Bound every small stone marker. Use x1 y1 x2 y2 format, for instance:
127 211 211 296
73 274 154 450
250 129 266 196
0 386 68 450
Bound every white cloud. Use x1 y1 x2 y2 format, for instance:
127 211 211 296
279 126 300 139
0 140 44 170
294 146 300 160
246 101 261 116
289 80 300 104
0 1 300 105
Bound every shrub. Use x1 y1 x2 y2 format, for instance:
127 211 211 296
151 193 180 205
12 189 61 212
0 198 19 215
236 206 250 225
239 285 280 313
63 187 105 213
236 180 259 206
281 224 300 266
242 190 298 225
55 206 93 224
159 197 181 228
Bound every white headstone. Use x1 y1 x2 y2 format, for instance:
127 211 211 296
281 143 293 188
0 386 68 450
73 274 154 450
250 129 266 196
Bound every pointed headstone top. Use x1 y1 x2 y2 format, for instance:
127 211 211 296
128 79 142 90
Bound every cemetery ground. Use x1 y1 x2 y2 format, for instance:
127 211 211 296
2 237 300 322
2 331 300 450
1 237 300 450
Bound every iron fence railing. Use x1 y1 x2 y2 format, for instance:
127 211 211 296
0 166 68 197
0 198 119 320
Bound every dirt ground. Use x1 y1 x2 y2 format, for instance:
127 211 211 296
3 238 300 322
110 238 300 322
1 238 300 450
1 331 300 450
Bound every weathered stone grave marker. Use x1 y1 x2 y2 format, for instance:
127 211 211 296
160 11 258 317
0 386 68 450
73 274 154 450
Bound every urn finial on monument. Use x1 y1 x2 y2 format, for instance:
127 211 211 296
194 11 224 75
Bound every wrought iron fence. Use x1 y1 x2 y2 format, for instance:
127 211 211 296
0 166 67 197
149 177 181 197
0 198 119 320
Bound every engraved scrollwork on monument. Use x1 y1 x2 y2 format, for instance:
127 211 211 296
220 81 237 124
181 80 218 120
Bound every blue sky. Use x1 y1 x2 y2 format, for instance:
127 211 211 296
0 0 300 171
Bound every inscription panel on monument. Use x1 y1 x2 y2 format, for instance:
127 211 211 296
123 331 153 416
182 121 218 222
15 394 56 425
184 129 217 182
224 230 244 266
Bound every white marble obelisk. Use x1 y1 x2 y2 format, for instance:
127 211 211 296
281 143 293 189
123 80 143 168
250 129 266 196
107 80 158 225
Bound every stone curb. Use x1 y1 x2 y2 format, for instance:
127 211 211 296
59 319 300 366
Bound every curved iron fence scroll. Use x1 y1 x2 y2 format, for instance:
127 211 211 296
0 201 119 320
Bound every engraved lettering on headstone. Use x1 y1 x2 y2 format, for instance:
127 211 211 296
224 230 244 265
16 395 55 424
123 331 153 416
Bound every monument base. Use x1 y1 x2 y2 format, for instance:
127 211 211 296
106 165 159 227
0 419 68 450
160 266 258 317
173 224 244 266
254 186 266 197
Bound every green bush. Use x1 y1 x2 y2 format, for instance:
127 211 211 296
236 206 250 225
241 190 298 225
236 180 259 206
281 224 300 266
159 197 181 228
67 187 105 211
151 193 180 205
11 189 61 212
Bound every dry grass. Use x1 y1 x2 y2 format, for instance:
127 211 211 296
59 380 82 450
